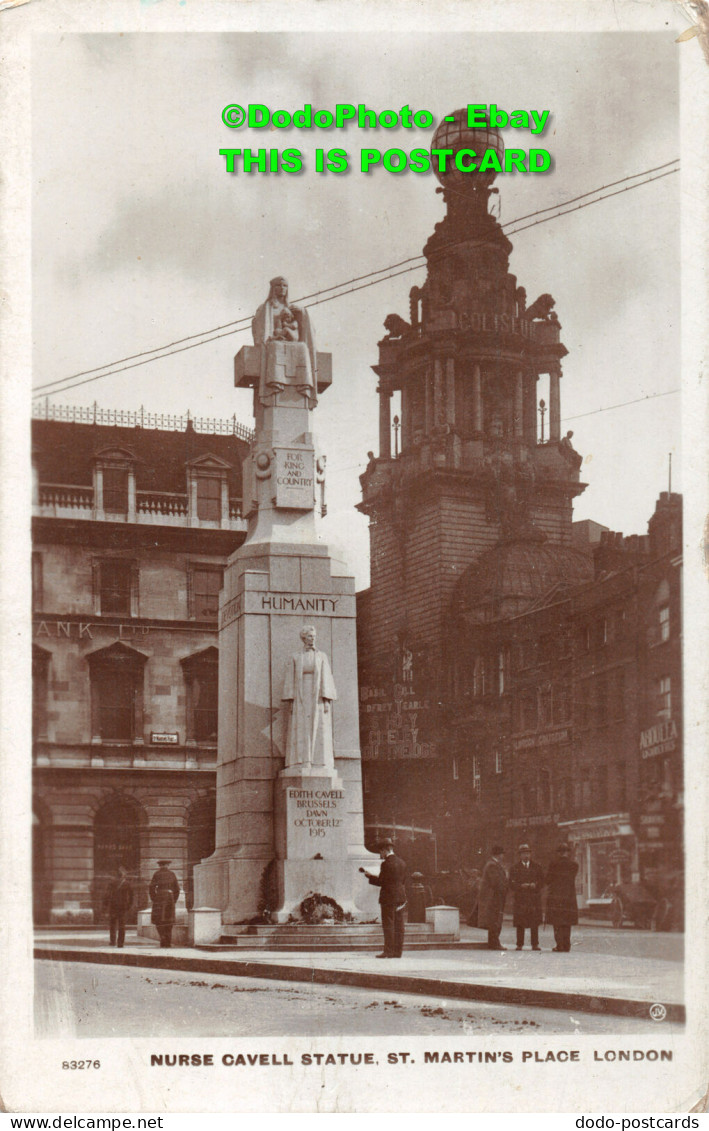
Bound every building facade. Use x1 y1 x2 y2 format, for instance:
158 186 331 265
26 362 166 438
31 405 250 923
355 113 683 909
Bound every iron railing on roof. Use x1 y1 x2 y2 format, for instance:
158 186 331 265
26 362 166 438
32 400 254 443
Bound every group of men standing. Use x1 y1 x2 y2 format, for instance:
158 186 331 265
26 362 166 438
101 859 181 949
477 842 579 952
102 841 577 956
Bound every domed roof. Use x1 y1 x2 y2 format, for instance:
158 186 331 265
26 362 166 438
455 538 594 621
431 109 505 189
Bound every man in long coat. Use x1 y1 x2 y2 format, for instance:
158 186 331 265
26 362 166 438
477 845 508 950
544 843 579 952
103 865 133 948
149 859 180 948
363 839 407 958
509 843 544 950
282 625 337 770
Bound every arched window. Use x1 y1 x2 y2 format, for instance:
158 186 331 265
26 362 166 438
93 795 143 923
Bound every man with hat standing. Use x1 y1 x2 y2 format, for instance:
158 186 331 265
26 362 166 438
362 839 407 958
102 865 133 948
477 845 509 950
544 843 579 952
149 859 180 948
509 843 544 951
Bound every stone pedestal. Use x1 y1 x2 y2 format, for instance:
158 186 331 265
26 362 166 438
193 334 378 927
425 905 461 937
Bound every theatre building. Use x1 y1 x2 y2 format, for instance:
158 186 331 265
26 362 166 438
31 405 250 923
355 112 683 903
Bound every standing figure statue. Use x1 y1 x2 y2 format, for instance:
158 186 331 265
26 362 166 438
252 276 318 402
282 625 337 770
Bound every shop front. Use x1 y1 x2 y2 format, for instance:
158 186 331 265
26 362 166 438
557 813 636 907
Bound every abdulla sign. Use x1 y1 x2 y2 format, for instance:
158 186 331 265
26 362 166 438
639 718 679 760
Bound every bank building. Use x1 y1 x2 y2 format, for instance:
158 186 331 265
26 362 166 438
31 111 683 927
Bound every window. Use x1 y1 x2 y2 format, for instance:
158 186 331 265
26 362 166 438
88 642 146 743
659 606 670 642
495 749 503 774
516 688 536 732
181 648 219 744
594 673 608 727
452 757 459 781
576 680 591 728
657 676 671 720
98 668 134 739
615 760 626 808
99 560 134 616
473 656 484 698
103 468 129 514
497 650 509 695
538 768 552 812
190 567 223 620
538 684 552 728
32 552 43 610
595 764 608 810
553 683 571 725
472 755 481 799
610 667 626 721
33 646 50 740
197 477 221 521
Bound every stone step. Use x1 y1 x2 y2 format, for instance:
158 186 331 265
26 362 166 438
220 923 436 938
196 934 460 952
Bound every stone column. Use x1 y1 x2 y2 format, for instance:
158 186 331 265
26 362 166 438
515 371 524 438
127 470 137 522
445 358 456 427
433 358 444 427
378 386 392 459
472 364 483 432
549 366 561 442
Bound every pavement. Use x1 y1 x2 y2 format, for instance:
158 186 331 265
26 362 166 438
34 924 684 1024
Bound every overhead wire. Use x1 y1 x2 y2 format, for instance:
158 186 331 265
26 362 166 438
33 160 679 397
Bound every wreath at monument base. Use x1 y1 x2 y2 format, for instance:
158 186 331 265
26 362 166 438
298 893 350 924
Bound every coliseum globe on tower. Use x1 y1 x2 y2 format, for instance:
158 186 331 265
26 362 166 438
430 109 506 187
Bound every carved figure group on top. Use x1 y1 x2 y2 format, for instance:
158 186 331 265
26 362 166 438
252 276 318 406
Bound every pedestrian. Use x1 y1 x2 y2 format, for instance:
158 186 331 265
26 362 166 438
477 845 508 950
149 859 180 948
509 843 544 950
362 838 407 958
103 865 133 948
466 867 482 927
544 842 579 952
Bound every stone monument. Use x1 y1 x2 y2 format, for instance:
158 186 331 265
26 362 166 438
192 277 377 926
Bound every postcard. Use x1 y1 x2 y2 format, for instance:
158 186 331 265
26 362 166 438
0 0 707 1116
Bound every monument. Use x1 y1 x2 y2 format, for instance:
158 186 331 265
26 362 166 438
192 276 377 927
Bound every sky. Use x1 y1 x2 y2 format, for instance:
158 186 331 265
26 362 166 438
32 28 680 588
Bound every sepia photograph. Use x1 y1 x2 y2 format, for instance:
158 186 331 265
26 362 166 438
1 0 707 1116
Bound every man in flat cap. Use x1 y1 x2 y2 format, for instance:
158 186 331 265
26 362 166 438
362 839 407 958
149 859 180 949
509 843 544 951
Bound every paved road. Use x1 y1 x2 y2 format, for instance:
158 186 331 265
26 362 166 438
464 923 683 962
35 961 682 1039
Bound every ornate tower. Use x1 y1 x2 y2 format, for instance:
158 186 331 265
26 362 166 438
357 111 586 864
